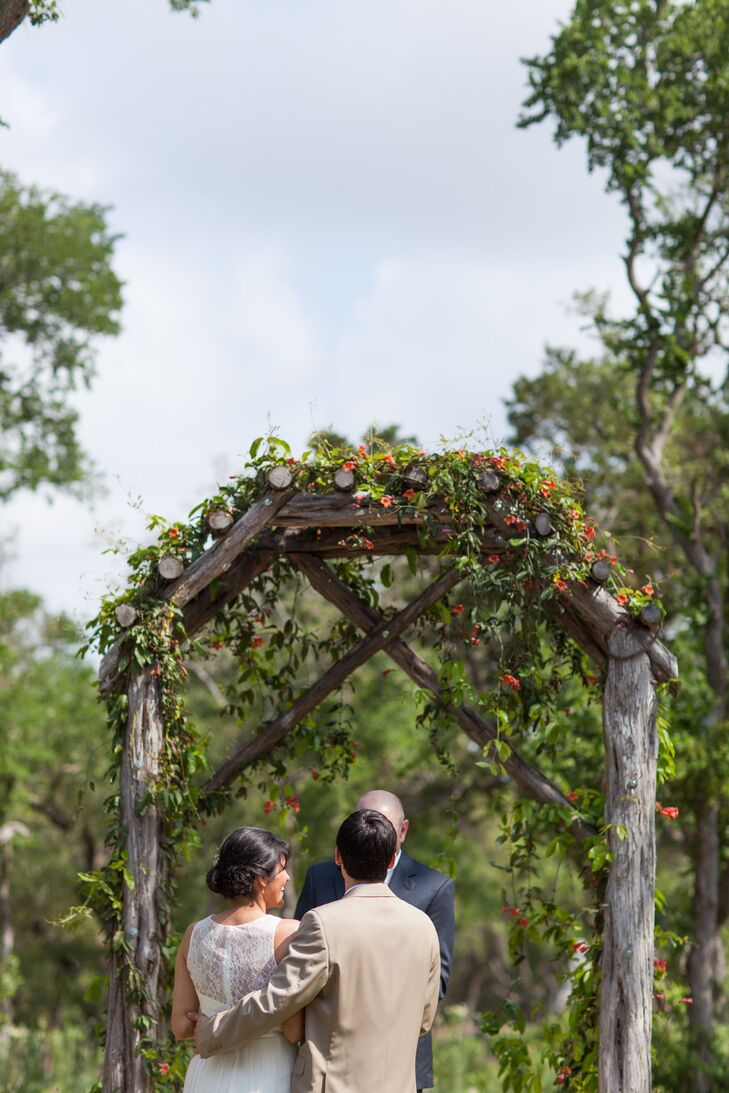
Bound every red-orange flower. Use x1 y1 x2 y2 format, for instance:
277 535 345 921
263 800 275 816
504 514 527 533
168 527 180 538
490 456 506 470
658 805 679 820
501 673 521 691
679 997 693 1005
358 444 368 457
342 460 356 472
554 579 568 592
380 495 395 508
517 916 529 928
383 453 397 467
539 478 557 496
287 795 301 813
567 790 579 803
486 554 501 564
451 604 465 615
654 991 665 1003
501 906 521 916
158 1062 170 1075
616 593 630 606
582 524 596 541
403 488 415 501
654 959 667 973
572 940 589 954
641 582 654 596
251 636 265 648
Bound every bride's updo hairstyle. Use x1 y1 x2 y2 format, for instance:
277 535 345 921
206 827 290 902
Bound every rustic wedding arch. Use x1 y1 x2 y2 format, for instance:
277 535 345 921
92 444 677 1093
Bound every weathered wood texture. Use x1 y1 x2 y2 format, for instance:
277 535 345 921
294 554 595 842
167 490 293 607
103 672 166 1093
204 567 463 795
182 552 274 636
564 581 676 684
98 491 291 695
0 0 27 44
599 626 657 1093
254 525 507 558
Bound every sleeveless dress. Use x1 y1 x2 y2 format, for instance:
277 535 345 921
183 913 296 1093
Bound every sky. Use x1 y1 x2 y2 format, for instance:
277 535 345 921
0 0 631 623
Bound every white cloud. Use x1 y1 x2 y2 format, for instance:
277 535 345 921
0 0 634 618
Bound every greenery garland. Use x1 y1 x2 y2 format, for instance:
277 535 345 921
73 436 671 1090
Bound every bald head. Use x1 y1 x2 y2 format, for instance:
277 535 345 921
356 790 409 849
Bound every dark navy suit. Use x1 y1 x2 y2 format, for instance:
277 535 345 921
294 848 455 1091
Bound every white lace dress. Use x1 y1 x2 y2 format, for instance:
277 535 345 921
183 914 296 1093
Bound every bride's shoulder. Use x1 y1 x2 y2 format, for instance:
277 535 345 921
273 916 300 962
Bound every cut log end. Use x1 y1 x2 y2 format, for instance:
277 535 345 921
403 464 429 490
115 604 137 628
158 556 185 581
639 603 662 628
267 466 294 490
478 470 500 493
208 508 234 533
590 560 612 584
534 512 554 538
334 468 356 491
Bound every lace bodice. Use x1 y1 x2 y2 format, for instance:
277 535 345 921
186 914 279 1011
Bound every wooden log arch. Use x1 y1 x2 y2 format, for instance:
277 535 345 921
94 452 678 1093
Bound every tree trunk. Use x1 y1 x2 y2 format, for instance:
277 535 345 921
103 671 166 1093
599 625 657 1093
686 805 720 1093
0 0 27 45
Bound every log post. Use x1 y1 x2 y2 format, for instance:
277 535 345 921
599 624 658 1093
103 670 166 1093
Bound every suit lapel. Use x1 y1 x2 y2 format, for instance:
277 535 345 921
388 849 417 899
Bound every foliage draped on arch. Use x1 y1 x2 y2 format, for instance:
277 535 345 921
81 437 677 1092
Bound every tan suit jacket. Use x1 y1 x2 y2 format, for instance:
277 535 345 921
197 883 441 1093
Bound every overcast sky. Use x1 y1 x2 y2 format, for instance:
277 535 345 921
0 0 631 622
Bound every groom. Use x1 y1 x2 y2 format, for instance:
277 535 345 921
295 789 455 1092
190 809 440 1092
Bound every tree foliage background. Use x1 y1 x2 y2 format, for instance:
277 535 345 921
1 0 729 1091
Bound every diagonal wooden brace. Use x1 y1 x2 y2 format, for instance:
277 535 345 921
203 566 464 797
294 554 595 842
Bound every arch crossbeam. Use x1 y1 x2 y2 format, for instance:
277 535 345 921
293 553 596 843
203 565 463 796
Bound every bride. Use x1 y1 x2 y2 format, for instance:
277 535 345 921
172 827 303 1092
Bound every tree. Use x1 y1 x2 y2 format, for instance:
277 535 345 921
0 591 109 1036
0 169 122 500
516 2 729 1085
0 0 209 46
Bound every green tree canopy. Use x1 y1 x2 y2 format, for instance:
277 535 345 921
0 169 122 500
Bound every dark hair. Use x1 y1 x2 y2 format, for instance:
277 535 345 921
206 827 289 901
335 809 397 883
